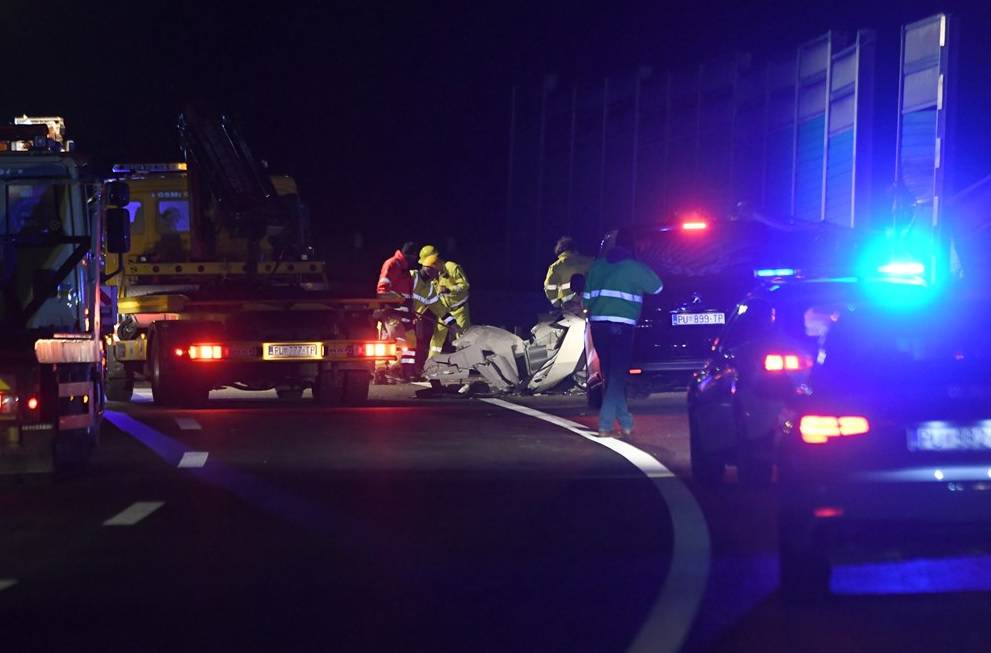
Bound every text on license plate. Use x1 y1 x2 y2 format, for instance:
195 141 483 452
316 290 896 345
264 343 322 360
908 421 991 451
671 312 725 326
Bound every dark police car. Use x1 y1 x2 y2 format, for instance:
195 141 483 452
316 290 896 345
687 274 860 486
778 286 991 598
587 217 860 406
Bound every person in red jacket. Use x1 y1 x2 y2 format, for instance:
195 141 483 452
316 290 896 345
377 242 418 378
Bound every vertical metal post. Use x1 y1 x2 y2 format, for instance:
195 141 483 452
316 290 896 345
598 77 610 234
661 71 673 217
631 67 650 222
566 83 577 226
759 62 771 207
818 34 834 223
505 85 517 267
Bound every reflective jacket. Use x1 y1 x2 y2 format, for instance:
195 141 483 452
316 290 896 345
583 257 663 325
412 270 458 327
543 251 594 307
436 260 470 311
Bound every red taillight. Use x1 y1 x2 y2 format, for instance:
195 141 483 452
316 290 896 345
174 348 185 357
799 415 870 444
188 344 224 360
363 342 397 357
681 221 708 231
814 506 844 519
26 396 40 411
763 353 809 372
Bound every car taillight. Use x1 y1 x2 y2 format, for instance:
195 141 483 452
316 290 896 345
188 344 225 360
763 353 809 372
799 415 870 444
363 342 397 357
26 396 39 411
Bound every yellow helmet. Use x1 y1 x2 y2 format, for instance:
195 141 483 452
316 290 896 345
418 244 439 265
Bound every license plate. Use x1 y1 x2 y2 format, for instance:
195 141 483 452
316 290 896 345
671 312 725 326
908 421 991 451
264 343 323 360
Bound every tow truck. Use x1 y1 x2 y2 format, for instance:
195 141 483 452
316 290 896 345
0 117 130 474
104 107 396 406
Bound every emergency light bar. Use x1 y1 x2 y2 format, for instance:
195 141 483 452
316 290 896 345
681 221 708 231
754 268 798 279
878 261 925 277
112 162 188 174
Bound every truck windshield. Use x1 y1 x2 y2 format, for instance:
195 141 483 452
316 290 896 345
3 181 79 236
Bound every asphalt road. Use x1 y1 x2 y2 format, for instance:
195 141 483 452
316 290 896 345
2 385 991 652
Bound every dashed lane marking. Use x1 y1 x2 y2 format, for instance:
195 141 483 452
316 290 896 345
178 451 209 468
103 501 165 526
0 579 17 592
175 417 202 430
483 398 711 653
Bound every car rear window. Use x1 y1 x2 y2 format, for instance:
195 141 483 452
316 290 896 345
814 300 991 393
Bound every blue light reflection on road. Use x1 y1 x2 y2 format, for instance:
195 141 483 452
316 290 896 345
832 555 991 595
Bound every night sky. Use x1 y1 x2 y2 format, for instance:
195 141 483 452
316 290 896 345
5 0 985 287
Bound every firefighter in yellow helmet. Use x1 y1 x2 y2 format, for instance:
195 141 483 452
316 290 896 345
419 245 470 357
544 236 594 312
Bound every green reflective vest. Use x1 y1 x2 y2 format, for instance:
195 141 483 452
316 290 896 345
583 257 663 325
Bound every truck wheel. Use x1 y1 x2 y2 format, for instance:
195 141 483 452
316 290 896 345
277 387 304 401
689 408 724 486
150 336 208 407
314 371 345 406
779 505 831 600
106 375 134 402
342 371 371 405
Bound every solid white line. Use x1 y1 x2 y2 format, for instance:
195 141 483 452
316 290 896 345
483 397 711 653
175 417 202 430
177 451 209 468
103 501 165 526
0 579 17 592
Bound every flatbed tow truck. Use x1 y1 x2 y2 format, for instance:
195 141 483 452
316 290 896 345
0 117 130 474
105 108 396 406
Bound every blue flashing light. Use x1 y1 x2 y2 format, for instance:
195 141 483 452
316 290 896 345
754 268 797 279
878 261 926 277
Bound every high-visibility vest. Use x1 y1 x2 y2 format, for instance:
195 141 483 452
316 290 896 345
437 260 470 310
583 257 663 325
543 251 594 306
412 270 458 327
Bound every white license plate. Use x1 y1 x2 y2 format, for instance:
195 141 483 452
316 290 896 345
908 421 991 451
671 312 725 326
265 343 322 360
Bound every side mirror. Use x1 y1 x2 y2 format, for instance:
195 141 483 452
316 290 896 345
106 207 131 254
105 180 130 208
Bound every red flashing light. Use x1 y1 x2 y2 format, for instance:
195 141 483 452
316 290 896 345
363 342 397 358
813 506 844 519
27 396 40 411
764 353 809 372
174 348 185 357
681 221 708 231
629 368 643 375
188 344 224 360
799 415 870 444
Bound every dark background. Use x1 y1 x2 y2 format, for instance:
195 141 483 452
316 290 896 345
4 0 988 293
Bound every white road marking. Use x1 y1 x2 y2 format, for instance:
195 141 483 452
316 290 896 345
0 579 17 592
483 398 711 653
175 417 202 430
178 451 209 468
103 501 165 526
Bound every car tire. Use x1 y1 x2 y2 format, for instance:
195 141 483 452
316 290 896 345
587 382 603 410
689 408 724 486
779 504 831 600
734 400 773 487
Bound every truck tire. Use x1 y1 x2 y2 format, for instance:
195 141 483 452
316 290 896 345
314 371 345 406
150 335 208 407
277 387 304 401
342 371 371 405
106 375 134 402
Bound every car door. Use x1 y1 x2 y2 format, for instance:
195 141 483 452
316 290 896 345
693 298 773 451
